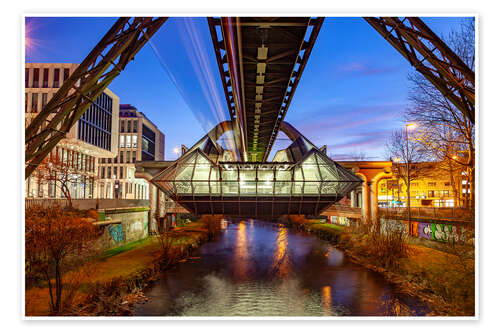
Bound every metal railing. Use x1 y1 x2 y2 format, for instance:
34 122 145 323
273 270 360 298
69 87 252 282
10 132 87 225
25 198 149 210
378 207 474 222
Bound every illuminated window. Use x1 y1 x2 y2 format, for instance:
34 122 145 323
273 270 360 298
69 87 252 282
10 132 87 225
126 135 131 148
132 135 137 148
120 135 124 148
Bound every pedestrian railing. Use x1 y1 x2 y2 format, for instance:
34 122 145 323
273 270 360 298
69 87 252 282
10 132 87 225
378 207 474 222
25 198 150 210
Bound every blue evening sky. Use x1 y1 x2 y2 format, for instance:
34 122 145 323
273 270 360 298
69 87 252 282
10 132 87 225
25 16 468 160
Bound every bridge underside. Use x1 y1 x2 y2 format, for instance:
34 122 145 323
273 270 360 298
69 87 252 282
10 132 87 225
208 17 323 162
173 196 341 217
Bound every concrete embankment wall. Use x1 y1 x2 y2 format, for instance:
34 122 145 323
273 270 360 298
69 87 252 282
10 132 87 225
93 207 150 251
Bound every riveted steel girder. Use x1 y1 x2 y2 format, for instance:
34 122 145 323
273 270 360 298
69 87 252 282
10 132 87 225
208 17 324 163
365 17 475 123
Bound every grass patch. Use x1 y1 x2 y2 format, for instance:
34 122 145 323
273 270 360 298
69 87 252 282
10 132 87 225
100 237 153 260
310 223 344 231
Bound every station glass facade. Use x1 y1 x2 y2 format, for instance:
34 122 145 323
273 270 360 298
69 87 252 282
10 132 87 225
154 149 360 198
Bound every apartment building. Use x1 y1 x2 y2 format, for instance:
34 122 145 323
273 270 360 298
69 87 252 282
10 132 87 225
378 162 461 208
97 104 165 199
25 63 120 199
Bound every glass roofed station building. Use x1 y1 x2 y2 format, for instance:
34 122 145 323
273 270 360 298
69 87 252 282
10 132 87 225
135 121 362 217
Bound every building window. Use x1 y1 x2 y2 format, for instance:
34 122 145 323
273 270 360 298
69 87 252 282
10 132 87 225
53 68 60 88
25 68 29 88
444 182 451 187
48 178 56 198
428 190 435 198
133 120 137 133
443 190 450 196
107 166 111 179
126 151 130 163
113 166 117 178
132 151 136 163
37 181 43 198
132 135 137 148
101 166 105 178
82 154 86 171
78 93 113 151
119 167 123 179
33 68 39 88
120 120 125 132
42 68 49 88
120 135 124 148
31 93 38 113
63 68 70 82
126 135 131 148
127 120 131 133
120 151 124 163
41 93 48 109
25 93 28 112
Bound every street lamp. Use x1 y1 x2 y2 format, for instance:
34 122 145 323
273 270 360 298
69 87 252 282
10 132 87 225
173 147 180 159
405 123 417 225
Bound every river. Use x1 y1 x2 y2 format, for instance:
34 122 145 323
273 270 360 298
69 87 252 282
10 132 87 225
134 219 428 316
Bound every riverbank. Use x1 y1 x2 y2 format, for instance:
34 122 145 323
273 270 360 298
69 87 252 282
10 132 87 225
279 216 475 316
25 219 213 316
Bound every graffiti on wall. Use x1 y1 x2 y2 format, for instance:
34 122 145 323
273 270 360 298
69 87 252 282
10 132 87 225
108 224 124 244
418 222 433 239
417 222 472 243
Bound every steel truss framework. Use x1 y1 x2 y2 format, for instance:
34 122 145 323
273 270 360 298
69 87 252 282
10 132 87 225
365 17 475 123
208 17 324 162
25 17 167 178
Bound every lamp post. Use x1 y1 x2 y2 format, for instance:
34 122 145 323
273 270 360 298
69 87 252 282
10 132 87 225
405 123 417 225
174 147 180 159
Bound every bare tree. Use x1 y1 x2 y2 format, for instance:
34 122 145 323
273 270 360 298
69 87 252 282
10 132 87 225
406 18 475 208
32 150 86 207
386 129 430 207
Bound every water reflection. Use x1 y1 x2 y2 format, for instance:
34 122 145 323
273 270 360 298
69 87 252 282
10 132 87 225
322 286 332 315
233 222 248 279
134 220 428 316
271 227 290 277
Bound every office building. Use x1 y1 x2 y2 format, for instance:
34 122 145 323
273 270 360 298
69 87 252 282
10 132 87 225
25 63 120 199
97 104 165 199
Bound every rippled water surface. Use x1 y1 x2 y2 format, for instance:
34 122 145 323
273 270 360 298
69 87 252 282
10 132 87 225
134 220 427 316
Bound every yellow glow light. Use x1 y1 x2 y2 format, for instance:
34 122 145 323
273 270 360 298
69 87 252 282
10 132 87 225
406 123 417 130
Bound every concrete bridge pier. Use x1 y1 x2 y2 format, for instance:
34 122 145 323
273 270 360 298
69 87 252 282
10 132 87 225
339 161 393 227
370 172 393 229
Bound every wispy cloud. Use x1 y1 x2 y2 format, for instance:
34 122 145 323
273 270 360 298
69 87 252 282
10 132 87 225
287 102 405 160
337 61 401 77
